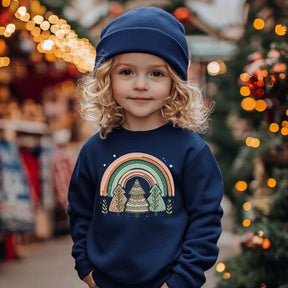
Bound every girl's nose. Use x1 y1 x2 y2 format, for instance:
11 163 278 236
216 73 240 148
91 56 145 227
133 75 148 90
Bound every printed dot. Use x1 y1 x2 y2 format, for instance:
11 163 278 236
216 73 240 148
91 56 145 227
113 154 117 158
103 164 106 167
169 164 173 168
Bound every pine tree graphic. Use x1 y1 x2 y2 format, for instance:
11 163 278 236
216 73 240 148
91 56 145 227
147 185 166 216
101 198 108 215
125 179 149 217
109 185 127 215
166 197 173 215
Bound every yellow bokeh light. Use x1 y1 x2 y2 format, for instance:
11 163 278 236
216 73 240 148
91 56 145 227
235 180 247 192
31 0 47 15
9 0 18 11
36 43 44 53
50 25 59 34
216 60 227 74
55 29 65 39
246 136 253 146
269 123 279 133
26 21 35 31
6 23 16 34
286 109 288 117
255 99 267 112
11 0 96 72
40 20 50 31
246 137 260 148
57 19 67 26
2 0 11 8
282 121 288 127
23 13 30 22
258 230 264 237
216 263 226 273
48 14 59 24
0 56 10 67
31 27 41 37
243 219 251 227
253 138 260 148
0 27 5 35
240 86 251 97
41 30 51 40
281 127 288 136
223 272 231 280
275 24 287 36
33 15 44 25
0 39 7 54
207 61 220 76
45 53 57 62
241 97 256 111
41 39 54 51
17 6 27 16
240 73 250 82
253 18 265 30
267 178 276 188
3 30 12 38
243 202 252 211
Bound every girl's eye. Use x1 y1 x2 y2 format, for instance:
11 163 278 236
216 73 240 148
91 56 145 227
151 71 164 77
120 69 133 75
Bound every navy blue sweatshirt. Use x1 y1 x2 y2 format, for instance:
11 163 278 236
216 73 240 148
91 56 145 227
68 123 223 288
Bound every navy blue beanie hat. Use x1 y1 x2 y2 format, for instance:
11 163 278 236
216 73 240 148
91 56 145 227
95 7 189 80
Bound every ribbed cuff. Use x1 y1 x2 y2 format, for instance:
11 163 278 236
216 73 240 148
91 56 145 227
76 259 95 280
166 273 191 288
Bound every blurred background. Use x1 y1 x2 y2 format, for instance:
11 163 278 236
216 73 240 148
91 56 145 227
0 0 287 287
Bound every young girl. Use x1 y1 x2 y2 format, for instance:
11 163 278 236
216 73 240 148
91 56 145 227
68 7 223 288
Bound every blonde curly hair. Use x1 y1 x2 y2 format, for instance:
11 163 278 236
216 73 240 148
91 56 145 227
78 56 213 139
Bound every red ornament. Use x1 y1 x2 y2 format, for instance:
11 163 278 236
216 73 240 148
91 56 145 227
110 2 123 17
173 7 192 23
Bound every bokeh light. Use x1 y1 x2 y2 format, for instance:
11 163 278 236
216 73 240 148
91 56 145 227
269 123 279 133
243 202 252 211
241 97 256 111
267 178 276 188
235 181 248 192
253 18 265 30
275 24 287 36
240 86 251 97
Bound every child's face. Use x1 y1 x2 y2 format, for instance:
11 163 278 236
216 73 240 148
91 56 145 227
111 53 172 131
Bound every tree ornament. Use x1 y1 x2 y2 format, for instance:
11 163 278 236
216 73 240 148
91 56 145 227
110 2 123 17
173 7 192 24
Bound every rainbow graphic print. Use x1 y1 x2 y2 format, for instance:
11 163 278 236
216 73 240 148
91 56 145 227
100 153 175 217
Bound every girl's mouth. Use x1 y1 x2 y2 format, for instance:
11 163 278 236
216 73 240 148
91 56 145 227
129 97 152 103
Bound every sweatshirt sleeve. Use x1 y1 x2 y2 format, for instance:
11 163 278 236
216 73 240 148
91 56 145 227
166 144 223 288
67 146 96 280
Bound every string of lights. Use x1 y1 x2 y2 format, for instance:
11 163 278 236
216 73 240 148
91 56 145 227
0 0 96 72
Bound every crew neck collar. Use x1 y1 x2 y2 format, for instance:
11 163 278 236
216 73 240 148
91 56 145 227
117 122 172 136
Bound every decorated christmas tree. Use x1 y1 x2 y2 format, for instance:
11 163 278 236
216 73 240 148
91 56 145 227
125 179 150 217
109 184 127 215
216 1 288 287
147 185 166 216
